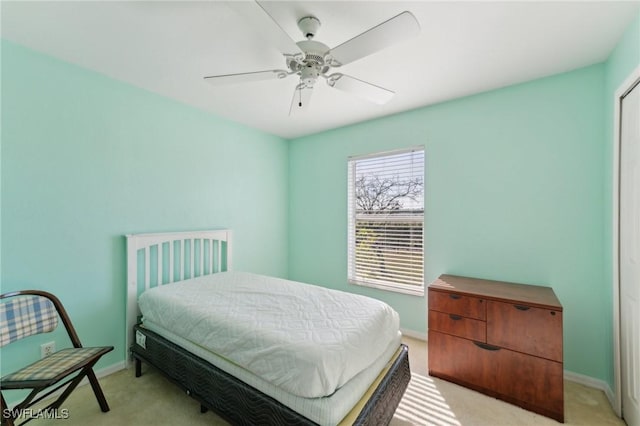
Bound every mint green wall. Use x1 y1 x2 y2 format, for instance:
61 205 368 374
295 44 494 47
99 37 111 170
2 10 638 396
1 41 288 380
603 11 640 387
289 64 608 380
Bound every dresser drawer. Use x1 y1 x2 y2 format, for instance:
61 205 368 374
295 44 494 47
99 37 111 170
429 330 564 422
428 310 486 341
428 330 492 388
494 347 564 420
428 289 486 320
487 300 563 362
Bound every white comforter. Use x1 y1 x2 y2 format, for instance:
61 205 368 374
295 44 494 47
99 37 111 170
138 271 400 398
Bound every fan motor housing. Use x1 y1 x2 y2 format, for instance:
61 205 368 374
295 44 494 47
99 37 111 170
289 39 332 80
296 40 330 64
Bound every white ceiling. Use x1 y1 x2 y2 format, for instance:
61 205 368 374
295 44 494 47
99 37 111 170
2 1 639 139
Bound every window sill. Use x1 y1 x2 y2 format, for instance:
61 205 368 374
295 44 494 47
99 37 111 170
348 279 425 297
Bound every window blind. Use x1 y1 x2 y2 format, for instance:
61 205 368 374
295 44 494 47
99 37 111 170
347 148 424 295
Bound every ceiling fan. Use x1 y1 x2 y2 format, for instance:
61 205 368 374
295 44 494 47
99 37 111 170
204 2 420 115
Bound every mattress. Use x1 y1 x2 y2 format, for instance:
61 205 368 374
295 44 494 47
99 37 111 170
140 321 402 426
138 271 401 398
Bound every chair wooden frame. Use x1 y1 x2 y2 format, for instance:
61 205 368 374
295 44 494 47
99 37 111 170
0 290 113 426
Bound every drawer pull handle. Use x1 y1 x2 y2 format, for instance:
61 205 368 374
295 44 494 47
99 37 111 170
514 304 530 311
449 294 462 300
449 314 462 321
474 342 501 351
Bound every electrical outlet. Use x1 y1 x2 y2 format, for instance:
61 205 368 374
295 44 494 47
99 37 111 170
41 341 56 358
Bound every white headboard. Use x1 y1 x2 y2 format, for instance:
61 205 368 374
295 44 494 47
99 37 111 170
125 229 232 361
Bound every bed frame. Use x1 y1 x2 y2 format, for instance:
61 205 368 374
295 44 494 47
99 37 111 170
125 230 410 425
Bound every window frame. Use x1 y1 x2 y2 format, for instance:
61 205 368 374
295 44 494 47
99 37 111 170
347 146 425 296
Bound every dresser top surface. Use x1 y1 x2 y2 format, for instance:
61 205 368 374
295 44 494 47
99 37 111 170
429 274 562 310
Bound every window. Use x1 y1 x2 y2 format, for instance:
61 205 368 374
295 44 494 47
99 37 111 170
347 147 425 296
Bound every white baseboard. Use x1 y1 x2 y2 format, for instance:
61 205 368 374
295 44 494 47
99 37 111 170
5 361 126 409
93 361 126 380
564 369 617 413
401 328 426 341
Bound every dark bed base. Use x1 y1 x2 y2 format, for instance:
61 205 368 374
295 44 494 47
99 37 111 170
131 325 411 426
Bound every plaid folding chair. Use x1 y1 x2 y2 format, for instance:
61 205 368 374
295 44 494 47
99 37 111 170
0 290 114 426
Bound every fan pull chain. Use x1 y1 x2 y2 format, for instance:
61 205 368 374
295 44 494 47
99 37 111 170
298 86 302 107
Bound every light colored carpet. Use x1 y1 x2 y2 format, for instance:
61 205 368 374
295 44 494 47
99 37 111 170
21 337 623 425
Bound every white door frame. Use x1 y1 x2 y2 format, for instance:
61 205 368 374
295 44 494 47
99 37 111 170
612 65 640 418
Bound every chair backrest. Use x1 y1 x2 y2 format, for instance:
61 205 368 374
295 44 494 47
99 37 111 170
0 294 59 347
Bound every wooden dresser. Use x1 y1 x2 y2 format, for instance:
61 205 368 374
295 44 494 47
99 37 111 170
428 274 564 422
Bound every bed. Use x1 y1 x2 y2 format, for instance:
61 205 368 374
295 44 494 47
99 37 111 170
125 230 411 425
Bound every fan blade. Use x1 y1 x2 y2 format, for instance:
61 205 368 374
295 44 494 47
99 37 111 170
204 70 289 86
330 11 420 66
227 1 303 56
326 73 394 104
289 83 313 115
